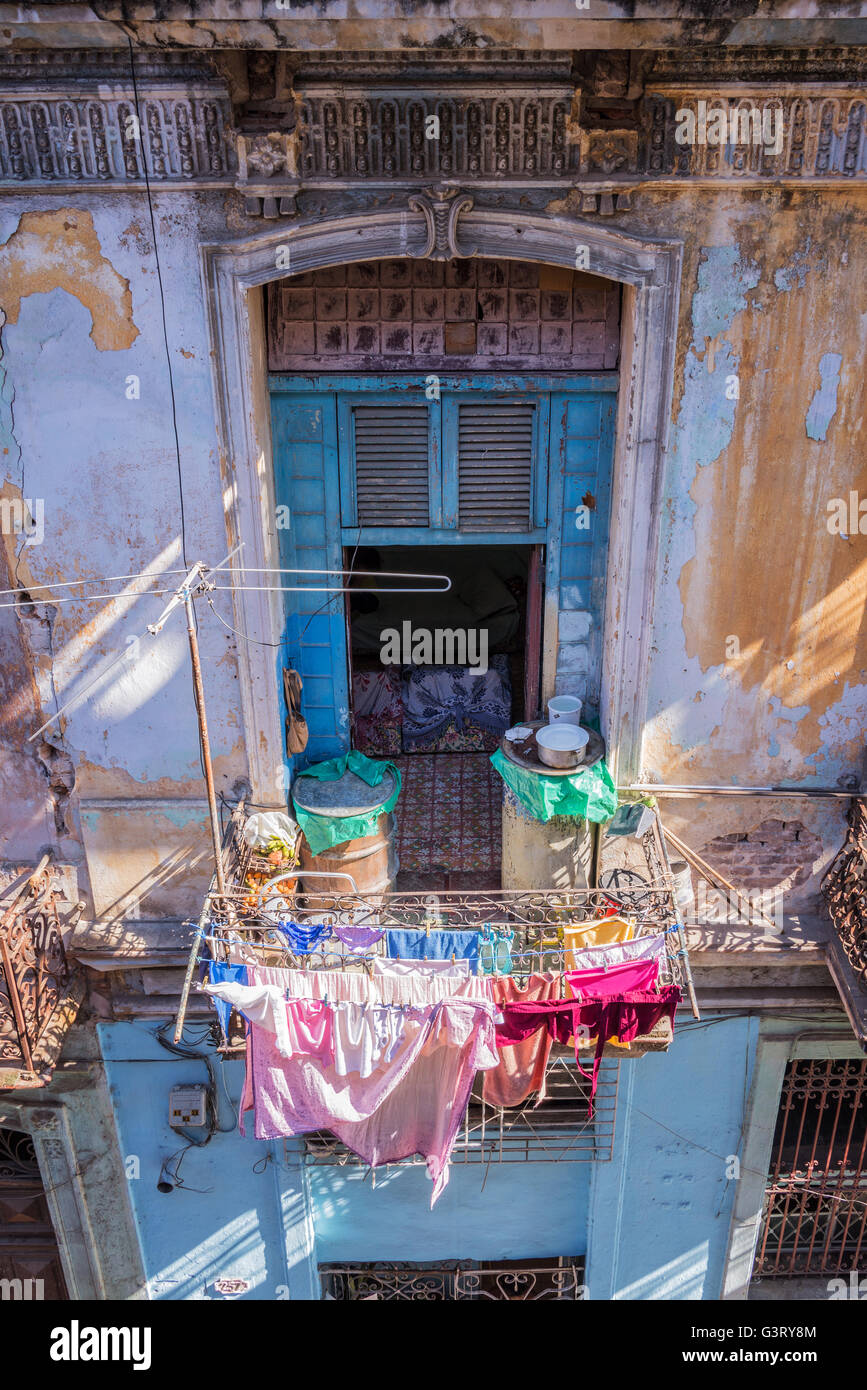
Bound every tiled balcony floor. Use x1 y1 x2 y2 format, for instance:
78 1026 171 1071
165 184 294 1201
392 753 502 891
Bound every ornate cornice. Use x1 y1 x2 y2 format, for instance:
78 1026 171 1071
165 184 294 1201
0 52 866 201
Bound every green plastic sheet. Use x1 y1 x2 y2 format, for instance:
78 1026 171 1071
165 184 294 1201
490 748 618 824
292 751 402 857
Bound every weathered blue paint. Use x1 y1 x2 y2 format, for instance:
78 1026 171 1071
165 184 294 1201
98 1013 759 1299
98 1021 318 1301
270 373 616 759
773 238 813 293
805 351 842 441
547 391 615 710
271 392 349 768
587 1015 759 1300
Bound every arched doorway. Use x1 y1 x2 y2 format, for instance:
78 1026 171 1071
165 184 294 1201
0 1126 68 1300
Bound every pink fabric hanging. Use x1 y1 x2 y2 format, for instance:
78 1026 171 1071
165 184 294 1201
565 956 660 999
238 965 500 1205
483 973 561 1108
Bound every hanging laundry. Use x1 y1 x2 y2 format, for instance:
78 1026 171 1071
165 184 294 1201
386 927 480 969
565 955 660 999
207 960 248 1040
267 964 490 1008
483 972 561 1108
204 979 334 1062
330 1001 425 1078
563 915 634 965
275 921 334 955
239 964 500 1204
372 957 470 979
496 987 681 1115
332 925 385 954
565 931 665 974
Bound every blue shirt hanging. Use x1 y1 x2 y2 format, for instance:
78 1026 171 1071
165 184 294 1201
386 927 480 969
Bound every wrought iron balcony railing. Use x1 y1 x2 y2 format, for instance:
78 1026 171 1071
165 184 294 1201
319 1256 586 1301
823 799 867 985
0 857 84 1089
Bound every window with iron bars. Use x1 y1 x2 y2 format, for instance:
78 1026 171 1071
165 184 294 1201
319 1256 586 1300
301 1050 618 1165
754 1058 867 1278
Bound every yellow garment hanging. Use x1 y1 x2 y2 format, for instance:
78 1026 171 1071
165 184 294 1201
563 915 634 967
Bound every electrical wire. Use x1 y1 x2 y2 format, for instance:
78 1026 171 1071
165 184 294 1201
126 33 188 568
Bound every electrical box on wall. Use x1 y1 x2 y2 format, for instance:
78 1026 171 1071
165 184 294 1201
169 1085 208 1127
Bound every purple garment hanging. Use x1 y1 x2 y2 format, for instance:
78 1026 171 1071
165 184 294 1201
333 925 386 953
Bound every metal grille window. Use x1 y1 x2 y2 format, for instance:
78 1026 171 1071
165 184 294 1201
301 1052 618 1165
352 404 431 527
320 1256 585 1300
754 1058 867 1277
457 402 535 531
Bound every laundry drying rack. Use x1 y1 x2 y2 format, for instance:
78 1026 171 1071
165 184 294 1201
174 801 699 1041
173 803 697 1167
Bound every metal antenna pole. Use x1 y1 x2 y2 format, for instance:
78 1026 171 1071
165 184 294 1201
184 590 227 900
148 562 226 898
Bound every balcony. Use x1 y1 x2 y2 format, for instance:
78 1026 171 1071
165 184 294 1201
0 858 84 1090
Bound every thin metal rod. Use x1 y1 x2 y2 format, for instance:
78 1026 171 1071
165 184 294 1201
174 877 218 1046
184 594 227 899
0 570 189 597
0 587 174 610
621 783 860 799
664 824 779 937
650 819 700 1020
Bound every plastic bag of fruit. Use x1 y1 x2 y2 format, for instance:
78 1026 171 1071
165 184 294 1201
242 810 300 866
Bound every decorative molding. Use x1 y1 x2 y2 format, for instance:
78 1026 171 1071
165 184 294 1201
407 185 476 260
644 87 867 181
0 51 864 192
296 85 575 183
0 82 234 186
201 208 682 792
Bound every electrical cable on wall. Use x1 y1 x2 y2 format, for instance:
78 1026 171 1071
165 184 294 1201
126 33 189 570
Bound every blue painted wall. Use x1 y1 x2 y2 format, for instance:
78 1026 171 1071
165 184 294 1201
98 1014 758 1299
98 1021 317 1301
587 1015 759 1300
310 1160 590 1264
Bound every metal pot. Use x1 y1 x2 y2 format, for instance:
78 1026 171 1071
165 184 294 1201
535 722 590 769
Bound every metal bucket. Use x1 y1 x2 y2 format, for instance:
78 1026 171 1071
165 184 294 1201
299 810 398 897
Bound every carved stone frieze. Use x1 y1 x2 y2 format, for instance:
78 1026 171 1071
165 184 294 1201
0 49 865 193
296 85 575 183
0 84 234 185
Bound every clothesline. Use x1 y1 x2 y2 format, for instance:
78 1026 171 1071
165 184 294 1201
202 950 682 1203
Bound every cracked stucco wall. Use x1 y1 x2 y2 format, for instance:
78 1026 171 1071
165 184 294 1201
1 178 864 921
0 194 245 919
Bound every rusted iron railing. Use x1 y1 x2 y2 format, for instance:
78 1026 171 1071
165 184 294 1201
0 857 82 1088
822 799 867 984
754 1058 867 1277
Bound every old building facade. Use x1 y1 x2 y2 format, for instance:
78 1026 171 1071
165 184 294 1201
0 4 865 1302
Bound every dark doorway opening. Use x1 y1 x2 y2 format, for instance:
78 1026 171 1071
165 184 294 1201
346 543 543 891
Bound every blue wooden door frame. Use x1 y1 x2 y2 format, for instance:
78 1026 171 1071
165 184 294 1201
270 373 618 772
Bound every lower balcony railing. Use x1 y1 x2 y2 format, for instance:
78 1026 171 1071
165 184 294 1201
300 1053 618 1165
319 1256 586 1300
0 858 83 1089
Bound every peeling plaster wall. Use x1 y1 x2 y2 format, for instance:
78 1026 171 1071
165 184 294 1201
1 179 864 920
0 193 247 916
639 190 867 796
